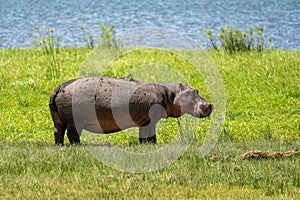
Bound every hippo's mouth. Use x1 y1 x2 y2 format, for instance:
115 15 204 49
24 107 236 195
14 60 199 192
192 112 211 118
193 104 213 118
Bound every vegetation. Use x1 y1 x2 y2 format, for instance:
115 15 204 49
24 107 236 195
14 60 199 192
98 24 118 47
0 47 299 198
78 23 118 49
78 25 95 49
0 140 299 199
0 48 298 142
32 26 61 79
203 25 274 53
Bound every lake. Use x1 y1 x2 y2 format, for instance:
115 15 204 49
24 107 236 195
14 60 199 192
0 0 299 49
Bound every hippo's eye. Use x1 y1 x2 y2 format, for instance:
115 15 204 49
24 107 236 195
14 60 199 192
189 89 195 95
188 89 198 96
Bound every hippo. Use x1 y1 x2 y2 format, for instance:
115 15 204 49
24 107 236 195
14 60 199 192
49 76 213 145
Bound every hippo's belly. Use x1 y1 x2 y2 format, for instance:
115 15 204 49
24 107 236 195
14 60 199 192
70 103 152 133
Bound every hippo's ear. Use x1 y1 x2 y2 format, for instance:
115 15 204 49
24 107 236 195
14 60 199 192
178 83 185 92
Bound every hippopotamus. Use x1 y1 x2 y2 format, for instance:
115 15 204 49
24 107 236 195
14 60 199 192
49 76 213 145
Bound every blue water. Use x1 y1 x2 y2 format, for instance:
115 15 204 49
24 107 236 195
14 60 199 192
0 0 299 49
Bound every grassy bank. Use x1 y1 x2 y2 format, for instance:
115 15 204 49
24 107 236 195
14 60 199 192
0 48 299 142
0 48 299 198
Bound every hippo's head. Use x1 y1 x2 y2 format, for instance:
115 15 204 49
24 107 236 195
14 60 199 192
173 83 213 118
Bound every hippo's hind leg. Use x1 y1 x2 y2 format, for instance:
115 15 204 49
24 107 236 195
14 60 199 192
51 110 66 145
54 123 66 145
67 126 81 144
139 122 157 144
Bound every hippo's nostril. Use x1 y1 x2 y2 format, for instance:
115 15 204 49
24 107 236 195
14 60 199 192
209 103 213 110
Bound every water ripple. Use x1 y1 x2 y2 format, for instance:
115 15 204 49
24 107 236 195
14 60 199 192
0 0 299 49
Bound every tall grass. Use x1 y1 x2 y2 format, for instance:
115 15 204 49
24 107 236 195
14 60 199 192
78 25 95 49
32 26 61 79
203 25 274 53
98 24 118 47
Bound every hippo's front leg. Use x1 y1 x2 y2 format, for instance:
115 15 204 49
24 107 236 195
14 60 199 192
138 121 157 144
138 104 166 144
67 126 81 144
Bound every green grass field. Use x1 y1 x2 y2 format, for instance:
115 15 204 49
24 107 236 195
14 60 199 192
0 48 299 199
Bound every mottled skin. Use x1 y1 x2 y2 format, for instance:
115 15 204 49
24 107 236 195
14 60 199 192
49 76 213 145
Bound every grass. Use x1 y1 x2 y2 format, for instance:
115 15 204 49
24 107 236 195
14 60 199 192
0 47 299 198
0 140 299 199
210 50 299 141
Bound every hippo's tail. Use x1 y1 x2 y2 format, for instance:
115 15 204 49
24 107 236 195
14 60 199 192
49 90 58 113
49 78 78 113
